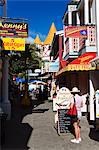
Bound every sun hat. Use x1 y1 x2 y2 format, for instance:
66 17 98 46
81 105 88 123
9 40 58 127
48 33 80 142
71 87 80 93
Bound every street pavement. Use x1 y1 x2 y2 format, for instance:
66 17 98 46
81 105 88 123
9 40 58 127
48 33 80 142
1 98 99 150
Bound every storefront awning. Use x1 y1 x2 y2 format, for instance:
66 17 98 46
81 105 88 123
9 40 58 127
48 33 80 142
56 52 96 76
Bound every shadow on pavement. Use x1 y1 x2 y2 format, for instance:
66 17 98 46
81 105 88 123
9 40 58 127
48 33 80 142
1 103 34 150
32 108 49 113
89 128 99 142
1 98 49 149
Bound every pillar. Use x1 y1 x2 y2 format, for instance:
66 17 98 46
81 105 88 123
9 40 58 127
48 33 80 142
68 11 72 25
84 0 89 24
76 12 80 25
96 0 99 56
89 71 95 121
1 57 11 119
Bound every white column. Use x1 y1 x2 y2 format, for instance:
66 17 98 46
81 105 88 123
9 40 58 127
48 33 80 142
96 0 99 56
90 7 92 24
89 72 95 121
84 0 89 24
68 11 72 25
2 57 11 119
76 12 80 25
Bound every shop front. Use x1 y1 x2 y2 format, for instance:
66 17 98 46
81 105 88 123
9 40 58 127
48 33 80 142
56 52 97 118
90 56 99 128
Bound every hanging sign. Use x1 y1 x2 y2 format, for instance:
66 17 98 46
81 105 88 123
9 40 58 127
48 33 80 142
0 22 28 38
68 5 77 11
64 26 87 38
2 38 25 51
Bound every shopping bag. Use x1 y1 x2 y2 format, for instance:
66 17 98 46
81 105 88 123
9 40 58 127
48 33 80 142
67 103 77 116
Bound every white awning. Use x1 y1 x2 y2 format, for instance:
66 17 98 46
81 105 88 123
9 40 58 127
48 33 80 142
90 56 99 63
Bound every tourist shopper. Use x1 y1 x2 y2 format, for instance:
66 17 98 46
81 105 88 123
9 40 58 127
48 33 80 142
70 87 83 144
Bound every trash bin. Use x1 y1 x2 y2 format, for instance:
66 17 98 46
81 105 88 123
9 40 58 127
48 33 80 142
0 108 7 145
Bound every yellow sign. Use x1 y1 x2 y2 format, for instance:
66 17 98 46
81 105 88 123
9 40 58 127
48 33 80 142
2 38 25 51
66 64 95 71
56 64 95 76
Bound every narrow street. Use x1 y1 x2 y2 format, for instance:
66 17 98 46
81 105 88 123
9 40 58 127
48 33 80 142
2 99 99 150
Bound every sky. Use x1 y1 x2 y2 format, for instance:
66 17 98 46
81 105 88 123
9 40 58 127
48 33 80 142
0 0 71 42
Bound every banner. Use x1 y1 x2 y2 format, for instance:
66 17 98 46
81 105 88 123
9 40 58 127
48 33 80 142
0 22 28 38
64 26 87 38
2 38 25 51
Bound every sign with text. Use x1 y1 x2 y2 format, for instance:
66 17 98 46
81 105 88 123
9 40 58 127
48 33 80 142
0 22 28 38
64 26 87 38
68 5 77 11
49 62 59 72
58 109 71 135
2 38 25 51
65 52 96 71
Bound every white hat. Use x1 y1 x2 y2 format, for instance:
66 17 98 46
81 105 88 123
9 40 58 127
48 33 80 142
71 87 80 93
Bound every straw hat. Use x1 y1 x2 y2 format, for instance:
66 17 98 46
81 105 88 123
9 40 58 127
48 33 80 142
71 87 80 93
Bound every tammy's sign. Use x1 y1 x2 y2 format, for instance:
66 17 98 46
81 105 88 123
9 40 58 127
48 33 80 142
64 26 87 38
0 22 28 38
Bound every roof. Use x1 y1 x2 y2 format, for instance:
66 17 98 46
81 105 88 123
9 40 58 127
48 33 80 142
43 22 57 45
34 35 43 45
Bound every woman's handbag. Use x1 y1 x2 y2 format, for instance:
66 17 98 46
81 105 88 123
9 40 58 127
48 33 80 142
67 103 77 116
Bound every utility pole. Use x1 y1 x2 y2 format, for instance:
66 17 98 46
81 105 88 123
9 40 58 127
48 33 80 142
3 0 6 17
1 0 11 119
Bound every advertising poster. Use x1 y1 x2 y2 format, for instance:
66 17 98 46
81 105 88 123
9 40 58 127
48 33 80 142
2 38 25 51
64 26 87 38
0 22 28 38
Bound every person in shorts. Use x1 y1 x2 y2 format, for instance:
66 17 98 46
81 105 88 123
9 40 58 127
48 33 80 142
70 87 83 144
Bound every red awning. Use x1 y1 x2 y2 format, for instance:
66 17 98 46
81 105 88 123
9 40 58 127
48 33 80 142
60 60 67 69
56 52 96 76
67 52 96 71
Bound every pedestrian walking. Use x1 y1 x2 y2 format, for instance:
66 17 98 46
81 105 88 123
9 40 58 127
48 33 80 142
70 87 83 144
